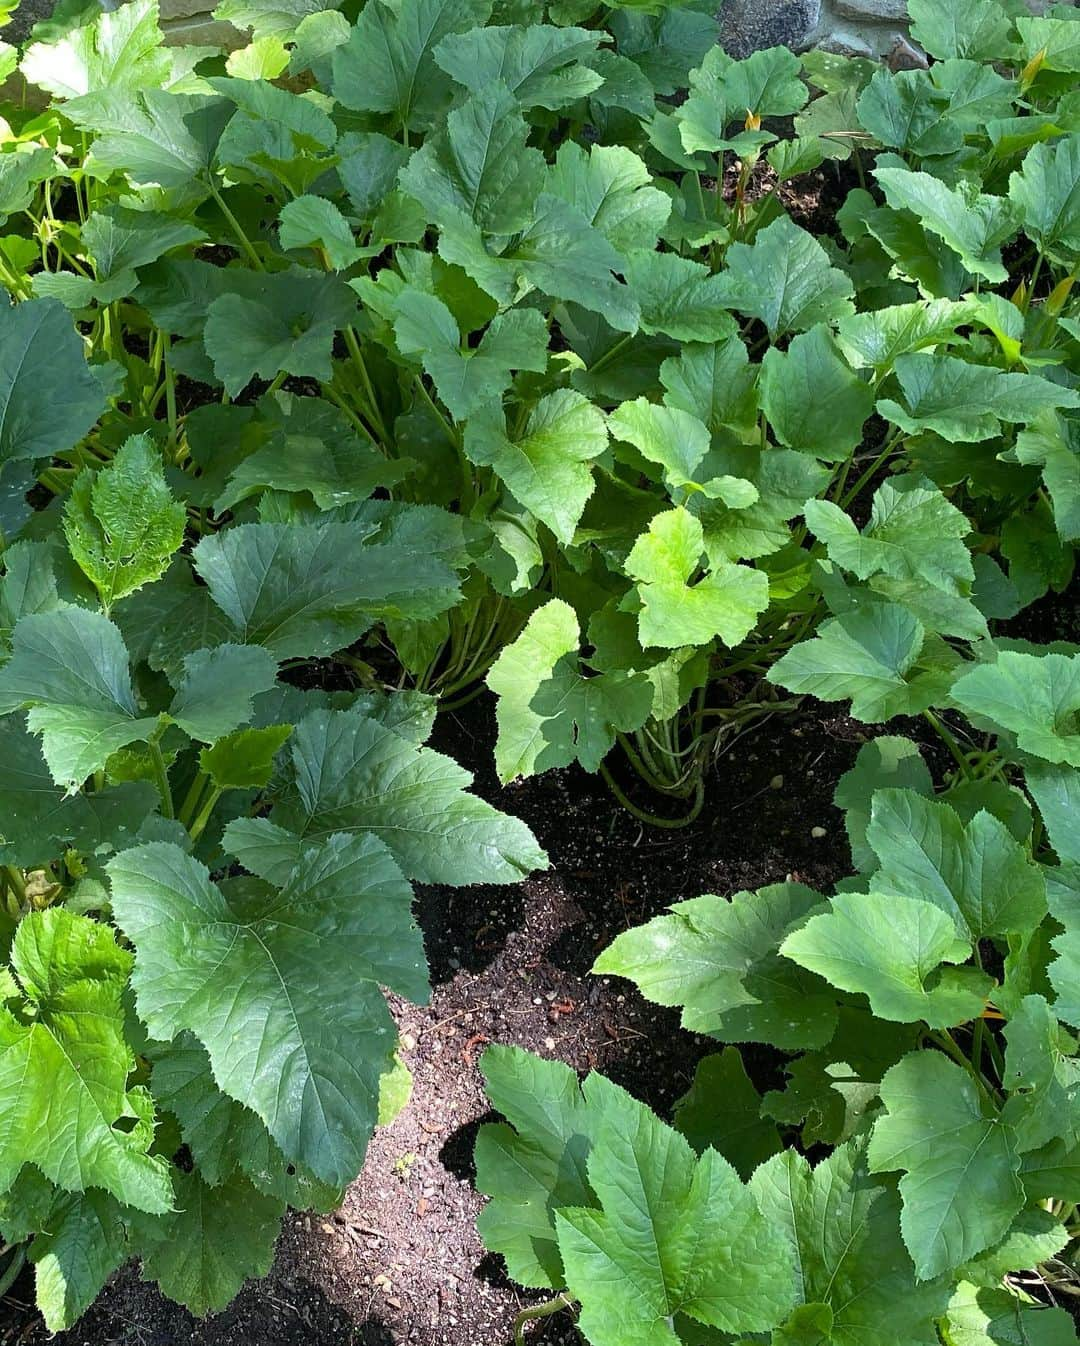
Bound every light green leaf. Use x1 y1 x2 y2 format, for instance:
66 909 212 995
129 1171 283 1316
72 91 227 194
394 291 547 421
1017 15 1080 72
278 195 364 270
547 143 671 252
877 354 1080 442
712 217 855 338
659 337 757 438
487 599 652 780
0 299 105 468
626 508 769 649
768 604 955 723
951 650 1080 767
167 643 279 743
609 397 757 502
945 1282 1080 1346
0 909 172 1213
908 0 1015 60
21 0 172 99
0 607 158 789
557 1078 795 1343
836 298 972 372
623 249 740 343
1010 135 1080 259
806 473 973 594
464 391 607 543
399 84 544 234
1001 995 1080 1153
1015 412 1080 542
330 0 492 127
874 165 1020 283
759 325 873 461
857 69 961 156
433 22 603 109
226 34 290 80
199 724 293 791
594 883 839 1050
866 790 1047 942
834 736 934 874
109 834 422 1187
30 1190 127 1333
868 1051 1024 1278
781 891 991 1027
269 707 548 885
678 45 807 154
475 1045 598 1289
63 435 185 612
753 1143 951 1345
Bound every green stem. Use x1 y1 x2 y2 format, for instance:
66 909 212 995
344 326 389 441
188 787 225 845
513 1295 574 1346
0 1246 26 1300
929 1029 998 1103
3 867 27 904
177 770 210 830
162 332 178 446
838 433 905 511
924 710 975 782
210 183 265 272
148 741 175 819
599 762 705 829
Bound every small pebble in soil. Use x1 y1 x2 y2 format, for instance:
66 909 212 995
811 826 828 838
770 774 784 789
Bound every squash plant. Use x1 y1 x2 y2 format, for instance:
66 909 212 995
2 0 1076 828
478 647 1080 1344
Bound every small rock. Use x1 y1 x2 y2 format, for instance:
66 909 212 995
721 0 822 56
816 28 875 58
887 34 929 70
770 774 784 789
811 826 828 839
833 0 907 18
544 1037 556 1050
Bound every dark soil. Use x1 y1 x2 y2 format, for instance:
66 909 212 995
0 689 916 1346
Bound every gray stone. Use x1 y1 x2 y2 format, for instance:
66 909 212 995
720 0 822 57
832 0 907 19
816 27 876 57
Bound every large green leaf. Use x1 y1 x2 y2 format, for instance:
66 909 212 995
865 790 1047 942
0 299 105 469
109 833 422 1187
433 23 603 109
269 706 547 885
782 890 992 1027
674 1050 782 1180
330 0 492 128
548 143 670 252
878 354 1080 442
63 435 185 613
945 1282 1080 1346
867 1051 1024 1278
678 45 807 154
557 1074 796 1344
609 397 756 501
1010 135 1080 260
874 164 1020 283
475 1045 598 1289
29 1190 127 1333
768 604 956 723
1015 413 1080 543
623 249 740 344
595 883 838 1050
487 599 652 780
752 1143 950 1345
20 0 173 99
712 216 855 338
951 650 1080 767
394 291 547 421
856 69 961 157
0 607 159 789
0 909 172 1213
907 0 1015 60
759 325 873 461
835 298 973 372
625 508 769 649
806 474 973 596
191 520 460 660
464 392 608 543
129 1171 283 1316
